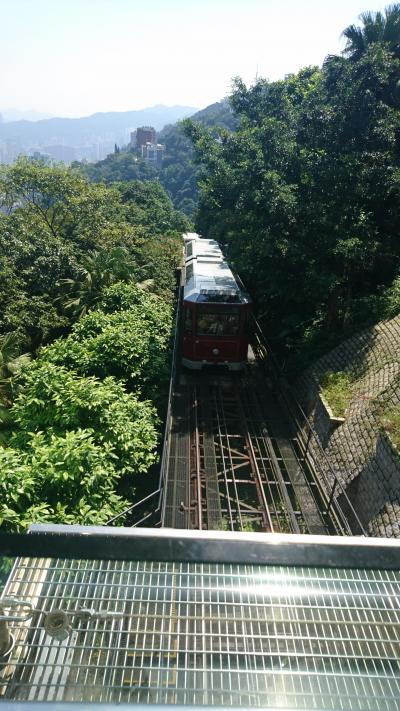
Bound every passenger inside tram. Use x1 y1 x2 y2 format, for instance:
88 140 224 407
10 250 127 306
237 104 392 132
197 311 240 336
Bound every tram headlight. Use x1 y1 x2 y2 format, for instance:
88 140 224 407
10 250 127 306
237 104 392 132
212 348 220 355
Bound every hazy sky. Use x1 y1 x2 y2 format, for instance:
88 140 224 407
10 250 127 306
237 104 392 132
1 0 391 118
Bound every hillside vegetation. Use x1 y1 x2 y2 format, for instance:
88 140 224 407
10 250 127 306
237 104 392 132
185 5 400 369
0 159 191 530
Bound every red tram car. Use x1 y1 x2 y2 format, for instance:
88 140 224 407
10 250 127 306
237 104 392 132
182 234 251 370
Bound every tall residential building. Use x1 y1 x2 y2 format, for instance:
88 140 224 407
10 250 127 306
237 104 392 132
140 141 165 166
136 126 156 149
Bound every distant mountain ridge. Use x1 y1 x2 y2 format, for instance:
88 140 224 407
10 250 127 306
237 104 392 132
0 109 55 122
0 104 199 163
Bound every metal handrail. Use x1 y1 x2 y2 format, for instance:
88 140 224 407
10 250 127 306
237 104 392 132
106 489 161 526
251 318 368 536
10 523 400 568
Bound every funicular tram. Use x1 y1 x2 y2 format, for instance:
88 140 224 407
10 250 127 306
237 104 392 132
182 233 251 370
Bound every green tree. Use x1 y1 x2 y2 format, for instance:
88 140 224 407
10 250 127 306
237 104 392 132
0 159 182 346
185 9 400 357
0 157 183 531
57 247 136 319
0 333 30 445
0 157 126 251
342 4 400 60
0 432 131 531
0 332 30 406
0 358 160 531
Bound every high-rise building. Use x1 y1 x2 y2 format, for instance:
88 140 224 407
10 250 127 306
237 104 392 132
136 126 156 149
140 141 165 165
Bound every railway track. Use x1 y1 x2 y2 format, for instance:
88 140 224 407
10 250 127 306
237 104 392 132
110 278 364 535
163 365 332 534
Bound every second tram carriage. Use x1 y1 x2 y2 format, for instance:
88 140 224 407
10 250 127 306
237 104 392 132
182 234 251 370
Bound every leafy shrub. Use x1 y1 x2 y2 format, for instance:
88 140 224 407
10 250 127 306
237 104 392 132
42 291 173 401
0 361 160 531
98 281 160 313
11 363 159 476
0 431 132 532
383 276 400 319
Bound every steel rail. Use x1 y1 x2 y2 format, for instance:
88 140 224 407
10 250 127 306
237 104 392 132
212 386 235 531
215 383 245 530
233 388 274 533
159 273 184 527
185 374 310 534
106 489 161 526
242 384 301 534
253 327 350 535
253 433 293 533
237 386 282 530
191 384 203 530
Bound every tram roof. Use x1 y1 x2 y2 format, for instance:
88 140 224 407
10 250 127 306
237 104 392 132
184 237 222 263
183 257 250 304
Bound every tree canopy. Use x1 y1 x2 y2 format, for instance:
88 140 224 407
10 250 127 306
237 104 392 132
341 4 400 60
185 7 400 365
0 158 186 530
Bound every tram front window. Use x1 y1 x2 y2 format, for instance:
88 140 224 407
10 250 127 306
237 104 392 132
197 310 240 336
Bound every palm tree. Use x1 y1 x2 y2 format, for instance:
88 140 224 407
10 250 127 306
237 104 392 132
56 247 136 320
342 5 400 60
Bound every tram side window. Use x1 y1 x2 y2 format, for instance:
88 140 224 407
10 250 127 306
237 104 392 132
184 308 193 333
185 263 194 284
197 311 240 336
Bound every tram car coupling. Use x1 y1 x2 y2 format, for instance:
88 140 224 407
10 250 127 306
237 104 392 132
182 233 251 370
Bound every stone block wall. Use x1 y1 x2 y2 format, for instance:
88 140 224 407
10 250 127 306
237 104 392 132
294 315 400 537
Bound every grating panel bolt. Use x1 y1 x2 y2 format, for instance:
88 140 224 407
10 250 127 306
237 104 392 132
44 609 71 641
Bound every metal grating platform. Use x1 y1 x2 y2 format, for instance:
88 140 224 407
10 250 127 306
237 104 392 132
1 554 400 708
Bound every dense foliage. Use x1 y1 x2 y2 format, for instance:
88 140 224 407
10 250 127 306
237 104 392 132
77 150 158 185
43 283 173 405
185 5 400 369
0 159 187 530
0 365 158 530
0 161 188 347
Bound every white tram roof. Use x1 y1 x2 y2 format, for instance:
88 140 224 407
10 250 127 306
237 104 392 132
183 257 250 304
184 235 222 263
183 231 200 242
